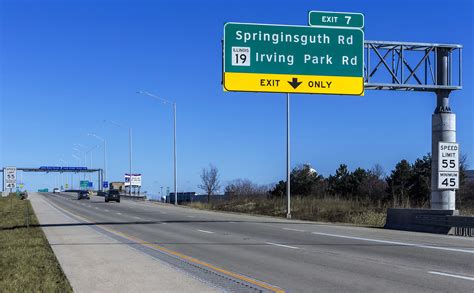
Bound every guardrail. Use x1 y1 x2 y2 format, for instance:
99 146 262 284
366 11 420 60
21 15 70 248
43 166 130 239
414 215 474 237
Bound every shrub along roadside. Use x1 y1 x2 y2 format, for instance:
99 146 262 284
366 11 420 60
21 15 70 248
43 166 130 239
0 195 72 292
188 196 388 227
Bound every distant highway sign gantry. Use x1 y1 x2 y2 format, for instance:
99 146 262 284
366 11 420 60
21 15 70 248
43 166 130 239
223 22 364 95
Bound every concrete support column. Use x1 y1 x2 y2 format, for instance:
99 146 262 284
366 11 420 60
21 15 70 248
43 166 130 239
431 48 456 210
431 111 456 209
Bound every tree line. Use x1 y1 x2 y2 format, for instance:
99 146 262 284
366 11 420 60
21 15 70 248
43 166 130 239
200 154 473 208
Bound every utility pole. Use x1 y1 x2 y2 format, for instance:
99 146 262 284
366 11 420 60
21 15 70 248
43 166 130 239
431 48 456 210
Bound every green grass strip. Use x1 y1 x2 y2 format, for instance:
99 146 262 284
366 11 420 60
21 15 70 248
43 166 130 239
0 195 73 292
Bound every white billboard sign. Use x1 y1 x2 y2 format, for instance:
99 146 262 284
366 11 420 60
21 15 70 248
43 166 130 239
124 174 142 187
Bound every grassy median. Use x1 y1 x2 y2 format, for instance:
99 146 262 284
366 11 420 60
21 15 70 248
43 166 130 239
0 195 72 292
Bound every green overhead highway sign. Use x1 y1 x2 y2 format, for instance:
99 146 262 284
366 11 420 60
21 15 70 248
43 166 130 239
80 180 89 188
308 11 364 29
223 22 364 95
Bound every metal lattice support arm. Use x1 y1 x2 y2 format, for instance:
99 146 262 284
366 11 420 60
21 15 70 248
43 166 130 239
364 40 462 92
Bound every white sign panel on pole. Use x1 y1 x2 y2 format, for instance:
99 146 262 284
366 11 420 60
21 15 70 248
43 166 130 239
438 172 459 189
438 142 459 172
438 142 459 190
131 175 141 187
4 167 17 189
124 174 142 187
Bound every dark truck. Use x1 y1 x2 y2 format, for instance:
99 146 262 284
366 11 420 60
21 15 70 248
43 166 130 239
77 190 90 200
105 189 120 203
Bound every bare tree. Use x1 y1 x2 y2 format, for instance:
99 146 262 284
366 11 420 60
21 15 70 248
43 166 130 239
371 163 386 179
198 164 220 203
225 178 268 197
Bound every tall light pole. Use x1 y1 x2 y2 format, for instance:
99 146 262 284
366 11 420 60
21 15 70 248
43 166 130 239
73 146 87 180
88 133 107 185
87 133 107 190
85 145 98 185
104 120 133 196
74 144 98 185
72 154 82 188
60 159 68 189
137 90 177 206
54 164 60 189
286 93 291 219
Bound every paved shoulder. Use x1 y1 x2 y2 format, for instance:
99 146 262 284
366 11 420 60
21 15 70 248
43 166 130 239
29 192 220 293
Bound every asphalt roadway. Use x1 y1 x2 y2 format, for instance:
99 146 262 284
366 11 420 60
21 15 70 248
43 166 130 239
41 192 474 293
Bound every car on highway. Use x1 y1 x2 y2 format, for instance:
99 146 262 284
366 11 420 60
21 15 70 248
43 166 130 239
77 190 90 200
105 189 120 203
53 188 60 193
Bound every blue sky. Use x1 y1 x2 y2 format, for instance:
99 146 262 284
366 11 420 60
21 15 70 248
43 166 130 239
1 0 473 193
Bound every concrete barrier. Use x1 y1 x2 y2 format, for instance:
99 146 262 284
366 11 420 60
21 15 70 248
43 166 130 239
384 208 458 234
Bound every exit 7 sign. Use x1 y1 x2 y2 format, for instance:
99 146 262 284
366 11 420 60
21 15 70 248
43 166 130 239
308 11 364 29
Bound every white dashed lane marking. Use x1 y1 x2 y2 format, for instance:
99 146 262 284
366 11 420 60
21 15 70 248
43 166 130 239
197 229 214 234
265 242 299 250
282 228 306 232
429 271 474 282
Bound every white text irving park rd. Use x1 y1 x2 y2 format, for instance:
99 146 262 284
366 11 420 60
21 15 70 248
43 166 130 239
234 30 360 66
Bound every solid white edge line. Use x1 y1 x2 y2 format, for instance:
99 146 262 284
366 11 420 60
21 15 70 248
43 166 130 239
265 242 299 249
429 271 474 281
311 232 474 254
197 229 214 234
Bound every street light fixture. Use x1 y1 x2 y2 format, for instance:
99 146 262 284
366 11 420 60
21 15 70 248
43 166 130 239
137 90 178 206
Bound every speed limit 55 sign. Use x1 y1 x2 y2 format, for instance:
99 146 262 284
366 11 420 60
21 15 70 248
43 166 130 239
438 142 459 190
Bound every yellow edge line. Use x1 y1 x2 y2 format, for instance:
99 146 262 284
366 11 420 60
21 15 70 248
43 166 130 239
45 196 285 293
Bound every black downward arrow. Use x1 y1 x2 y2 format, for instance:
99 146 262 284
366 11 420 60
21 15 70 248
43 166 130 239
288 77 302 89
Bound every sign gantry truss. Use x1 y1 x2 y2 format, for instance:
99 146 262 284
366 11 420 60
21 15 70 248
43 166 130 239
364 40 462 92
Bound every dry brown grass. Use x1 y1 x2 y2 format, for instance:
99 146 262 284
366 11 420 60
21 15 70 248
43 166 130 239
189 196 387 227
